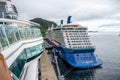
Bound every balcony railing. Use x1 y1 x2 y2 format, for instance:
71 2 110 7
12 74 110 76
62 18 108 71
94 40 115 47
0 18 42 50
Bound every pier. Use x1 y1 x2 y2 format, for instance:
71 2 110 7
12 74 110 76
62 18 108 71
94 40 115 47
40 51 58 80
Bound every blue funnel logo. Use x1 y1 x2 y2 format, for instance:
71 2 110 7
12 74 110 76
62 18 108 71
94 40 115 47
7 0 11 1
67 16 72 24
60 20 63 24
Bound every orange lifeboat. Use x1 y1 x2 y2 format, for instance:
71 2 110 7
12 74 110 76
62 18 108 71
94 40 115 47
51 40 60 46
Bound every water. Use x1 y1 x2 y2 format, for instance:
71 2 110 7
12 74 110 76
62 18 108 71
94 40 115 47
48 32 120 80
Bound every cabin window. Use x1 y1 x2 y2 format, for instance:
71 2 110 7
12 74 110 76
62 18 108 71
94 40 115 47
0 2 6 18
0 5 6 12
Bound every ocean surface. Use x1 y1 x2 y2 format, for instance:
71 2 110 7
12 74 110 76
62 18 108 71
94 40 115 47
48 32 120 80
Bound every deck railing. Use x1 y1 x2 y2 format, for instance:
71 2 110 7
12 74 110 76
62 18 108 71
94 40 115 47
0 18 42 50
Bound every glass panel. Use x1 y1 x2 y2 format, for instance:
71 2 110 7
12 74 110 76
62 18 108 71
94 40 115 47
25 44 43 61
36 45 40 54
19 28 26 39
34 29 38 38
25 48 32 59
10 44 43 79
30 47 37 56
9 50 27 78
0 25 41 49
0 26 8 47
24 28 28 39
39 44 43 52
38 29 42 37
31 29 35 38
5 26 16 44
26 28 32 39
14 27 21 41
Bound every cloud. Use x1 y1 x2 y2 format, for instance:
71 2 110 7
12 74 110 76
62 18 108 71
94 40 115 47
12 0 117 20
99 23 120 27
12 0 120 31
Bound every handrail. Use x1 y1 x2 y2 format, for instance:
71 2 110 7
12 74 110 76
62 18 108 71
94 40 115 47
0 18 40 27
17 18 40 26
0 25 42 51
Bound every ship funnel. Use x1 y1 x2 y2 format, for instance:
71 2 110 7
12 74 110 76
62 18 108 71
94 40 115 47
7 0 11 1
67 16 72 24
60 20 63 25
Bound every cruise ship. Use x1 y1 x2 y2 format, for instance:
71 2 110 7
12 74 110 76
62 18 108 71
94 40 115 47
46 16 102 68
0 0 44 80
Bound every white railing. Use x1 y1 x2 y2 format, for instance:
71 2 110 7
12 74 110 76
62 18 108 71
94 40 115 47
0 18 40 27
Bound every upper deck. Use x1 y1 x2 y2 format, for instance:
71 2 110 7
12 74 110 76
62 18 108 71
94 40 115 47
52 24 87 31
47 24 94 49
0 0 18 19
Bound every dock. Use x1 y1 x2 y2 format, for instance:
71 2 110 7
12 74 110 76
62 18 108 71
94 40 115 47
40 51 58 80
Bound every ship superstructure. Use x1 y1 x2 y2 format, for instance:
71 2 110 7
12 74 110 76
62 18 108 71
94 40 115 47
46 16 102 68
0 0 44 80
0 0 18 20
47 24 93 49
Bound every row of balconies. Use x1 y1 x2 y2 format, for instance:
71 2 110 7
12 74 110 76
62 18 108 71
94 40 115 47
67 40 90 42
64 30 86 32
69 45 94 48
66 33 88 36
68 43 91 45
66 37 89 40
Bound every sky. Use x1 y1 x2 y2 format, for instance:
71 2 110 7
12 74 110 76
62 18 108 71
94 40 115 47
12 0 120 31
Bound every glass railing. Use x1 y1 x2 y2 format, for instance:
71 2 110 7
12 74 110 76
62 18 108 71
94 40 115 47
0 18 43 79
0 25 42 50
9 44 44 79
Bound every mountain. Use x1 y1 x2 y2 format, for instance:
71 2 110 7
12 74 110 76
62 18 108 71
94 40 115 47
30 18 57 37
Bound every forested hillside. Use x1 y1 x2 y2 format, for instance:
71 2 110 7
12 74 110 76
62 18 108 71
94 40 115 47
30 18 57 37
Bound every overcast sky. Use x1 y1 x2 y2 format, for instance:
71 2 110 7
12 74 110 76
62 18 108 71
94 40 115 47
12 0 120 31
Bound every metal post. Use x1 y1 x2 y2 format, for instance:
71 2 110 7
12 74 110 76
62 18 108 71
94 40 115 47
18 29 22 40
53 50 64 80
2 12 4 18
2 12 5 25
13 28 18 42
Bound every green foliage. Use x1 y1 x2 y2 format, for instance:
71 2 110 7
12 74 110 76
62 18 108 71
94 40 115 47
30 18 57 37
